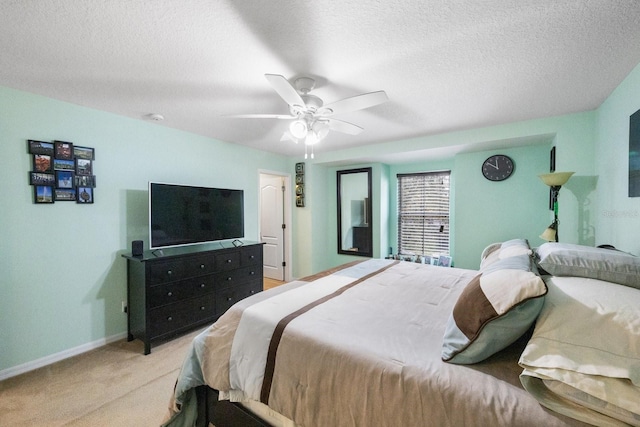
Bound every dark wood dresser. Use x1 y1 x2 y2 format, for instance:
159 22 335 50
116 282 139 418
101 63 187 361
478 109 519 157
123 241 263 354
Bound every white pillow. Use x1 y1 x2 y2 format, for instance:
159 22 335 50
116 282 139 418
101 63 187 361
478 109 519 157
480 238 532 269
536 243 640 289
519 276 640 422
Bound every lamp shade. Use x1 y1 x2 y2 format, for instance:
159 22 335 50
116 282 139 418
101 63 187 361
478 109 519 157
540 220 558 242
311 120 330 140
289 119 308 139
539 171 574 187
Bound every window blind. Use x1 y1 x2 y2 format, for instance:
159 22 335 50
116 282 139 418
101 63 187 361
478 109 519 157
397 171 451 256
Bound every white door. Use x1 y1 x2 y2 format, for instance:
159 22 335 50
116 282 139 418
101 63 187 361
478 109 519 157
260 174 285 280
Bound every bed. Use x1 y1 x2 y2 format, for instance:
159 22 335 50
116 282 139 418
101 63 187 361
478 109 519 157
162 240 640 427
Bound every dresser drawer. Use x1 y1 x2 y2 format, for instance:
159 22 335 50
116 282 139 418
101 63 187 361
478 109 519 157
148 259 186 284
148 275 216 308
215 251 241 271
186 253 217 276
190 294 217 323
216 281 261 314
148 301 192 338
241 245 263 266
149 294 216 338
215 265 261 289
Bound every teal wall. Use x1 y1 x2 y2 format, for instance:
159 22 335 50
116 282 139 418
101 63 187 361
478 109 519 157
453 145 550 269
2 61 639 376
595 62 640 254
319 111 599 270
0 86 289 373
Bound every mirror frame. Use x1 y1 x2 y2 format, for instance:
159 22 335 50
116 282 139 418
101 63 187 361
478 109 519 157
337 167 373 257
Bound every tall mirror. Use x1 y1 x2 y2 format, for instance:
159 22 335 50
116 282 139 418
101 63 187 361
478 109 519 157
337 167 372 257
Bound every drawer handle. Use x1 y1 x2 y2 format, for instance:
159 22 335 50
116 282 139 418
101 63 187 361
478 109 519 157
227 297 233 302
200 306 206 311
250 255 255 259
167 291 173 297
226 259 232 263
167 316 173 321
200 283 206 288
167 270 173 275
250 290 255 294
226 277 232 281
200 264 206 269
249 271 255 276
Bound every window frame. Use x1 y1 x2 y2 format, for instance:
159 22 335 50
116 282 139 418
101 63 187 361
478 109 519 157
397 170 451 257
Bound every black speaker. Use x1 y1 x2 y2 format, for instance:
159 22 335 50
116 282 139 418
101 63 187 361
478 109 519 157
132 240 143 256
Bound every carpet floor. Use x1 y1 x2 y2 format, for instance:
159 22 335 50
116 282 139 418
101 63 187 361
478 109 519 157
0 328 202 427
1 278 285 426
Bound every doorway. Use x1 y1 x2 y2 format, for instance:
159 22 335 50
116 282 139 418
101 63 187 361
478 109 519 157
259 172 291 282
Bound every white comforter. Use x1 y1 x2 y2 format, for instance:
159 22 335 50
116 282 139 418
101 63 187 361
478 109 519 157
164 260 590 427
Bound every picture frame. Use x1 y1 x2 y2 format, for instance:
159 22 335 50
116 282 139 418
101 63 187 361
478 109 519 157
33 154 53 173
55 188 76 201
549 146 556 209
55 170 75 189
73 145 95 160
76 158 92 176
29 172 55 186
295 195 304 207
28 140 54 155
295 162 304 174
53 158 75 171
54 140 74 160
422 255 432 265
77 187 94 204
438 255 452 267
34 185 54 203
75 175 96 188
629 109 640 197
295 185 304 195
28 139 96 206
295 174 304 185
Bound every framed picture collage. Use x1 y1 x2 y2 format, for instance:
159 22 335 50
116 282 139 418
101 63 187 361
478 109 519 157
28 140 96 204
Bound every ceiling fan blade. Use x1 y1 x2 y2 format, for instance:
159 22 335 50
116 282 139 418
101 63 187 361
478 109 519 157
265 74 305 108
327 118 364 135
221 113 295 119
318 90 388 116
280 131 299 143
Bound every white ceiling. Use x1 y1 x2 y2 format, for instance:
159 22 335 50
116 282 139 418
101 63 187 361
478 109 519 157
1 1 640 162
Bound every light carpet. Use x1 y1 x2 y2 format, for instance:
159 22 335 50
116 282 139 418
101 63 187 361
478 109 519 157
1 278 284 426
0 328 202 426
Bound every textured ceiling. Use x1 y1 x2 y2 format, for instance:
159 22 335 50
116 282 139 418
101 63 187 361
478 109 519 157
1 1 640 161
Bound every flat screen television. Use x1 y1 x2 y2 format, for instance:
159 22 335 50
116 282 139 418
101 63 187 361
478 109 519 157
149 182 244 249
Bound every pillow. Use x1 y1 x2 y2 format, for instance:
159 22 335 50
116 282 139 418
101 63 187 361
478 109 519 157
480 238 532 269
536 243 640 289
519 276 640 423
442 253 546 364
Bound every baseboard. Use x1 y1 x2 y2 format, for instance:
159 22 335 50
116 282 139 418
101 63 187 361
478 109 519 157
0 332 128 382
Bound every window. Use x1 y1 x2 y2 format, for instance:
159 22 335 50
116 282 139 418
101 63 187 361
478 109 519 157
397 171 451 256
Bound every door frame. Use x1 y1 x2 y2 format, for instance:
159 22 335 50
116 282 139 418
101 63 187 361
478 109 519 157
258 170 292 283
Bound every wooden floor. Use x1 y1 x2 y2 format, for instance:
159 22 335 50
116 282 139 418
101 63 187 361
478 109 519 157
263 277 285 290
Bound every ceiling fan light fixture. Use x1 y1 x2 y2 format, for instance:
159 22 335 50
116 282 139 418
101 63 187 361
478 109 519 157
294 77 316 94
311 120 330 140
289 119 308 139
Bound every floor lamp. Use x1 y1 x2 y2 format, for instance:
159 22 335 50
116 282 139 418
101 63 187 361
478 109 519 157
538 172 574 242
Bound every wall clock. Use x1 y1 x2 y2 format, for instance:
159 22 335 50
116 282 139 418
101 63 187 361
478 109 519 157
482 154 514 181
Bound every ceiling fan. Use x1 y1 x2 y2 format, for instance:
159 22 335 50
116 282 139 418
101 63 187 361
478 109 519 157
226 74 389 158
